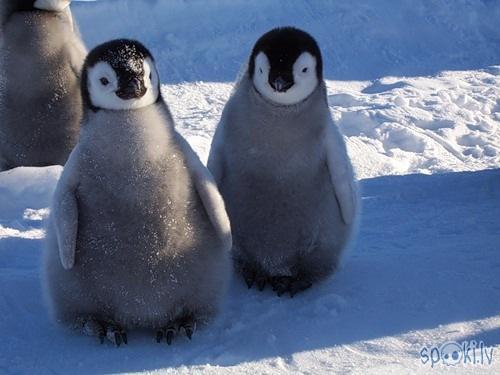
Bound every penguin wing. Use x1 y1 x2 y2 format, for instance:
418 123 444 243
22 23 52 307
175 133 232 250
325 120 359 225
52 146 80 270
63 8 87 79
207 119 227 185
67 38 87 79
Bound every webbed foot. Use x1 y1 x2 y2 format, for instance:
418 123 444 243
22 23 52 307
241 263 268 291
269 276 312 297
156 314 197 345
80 317 128 347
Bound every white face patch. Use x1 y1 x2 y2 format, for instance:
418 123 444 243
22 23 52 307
253 51 318 105
87 58 160 111
34 0 71 12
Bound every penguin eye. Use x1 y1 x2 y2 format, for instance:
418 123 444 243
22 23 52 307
100 77 109 86
302 67 308 73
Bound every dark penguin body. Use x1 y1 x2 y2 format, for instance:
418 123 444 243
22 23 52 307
0 0 86 171
208 27 359 297
43 40 231 345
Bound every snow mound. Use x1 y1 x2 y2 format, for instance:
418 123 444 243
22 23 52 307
0 166 60 239
330 68 500 178
72 0 500 82
164 68 500 179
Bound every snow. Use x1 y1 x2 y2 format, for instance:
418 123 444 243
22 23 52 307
1 0 499 373
1 167 498 374
163 68 500 179
71 0 500 83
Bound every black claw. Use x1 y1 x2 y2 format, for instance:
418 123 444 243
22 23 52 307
82 319 127 346
166 330 174 345
185 328 193 340
156 330 164 343
243 268 256 289
270 276 291 297
256 277 266 291
245 276 254 289
267 276 313 297
114 332 122 347
271 282 279 292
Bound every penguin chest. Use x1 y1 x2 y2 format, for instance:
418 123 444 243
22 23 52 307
75 144 198 273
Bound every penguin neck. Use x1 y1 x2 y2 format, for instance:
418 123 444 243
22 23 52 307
245 76 328 118
80 102 177 166
233 76 329 139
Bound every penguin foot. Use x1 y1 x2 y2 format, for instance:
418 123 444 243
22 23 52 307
80 318 127 347
180 316 197 340
156 324 177 345
105 324 128 347
241 264 267 291
156 316 197 345
241 265 256 289
269 276 313 297
240 262 312 296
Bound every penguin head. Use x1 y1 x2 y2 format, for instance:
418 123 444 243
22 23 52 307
6 0 70 12
82 39 160 112
249 27 323 106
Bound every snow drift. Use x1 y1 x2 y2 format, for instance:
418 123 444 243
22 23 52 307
73 0 500 82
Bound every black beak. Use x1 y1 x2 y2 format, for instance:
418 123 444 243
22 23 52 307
270 76 293 93
116 77 147 100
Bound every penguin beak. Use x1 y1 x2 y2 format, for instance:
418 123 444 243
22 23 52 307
116 78 147 100
270 76 293 93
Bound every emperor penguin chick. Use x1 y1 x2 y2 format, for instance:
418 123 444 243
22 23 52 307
0 0 86 171
208 27 359 297
43 39 231 346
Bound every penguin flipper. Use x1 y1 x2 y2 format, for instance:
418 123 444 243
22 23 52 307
325 121 359 225
206 119 226 185
52 147 80 270
67 32 87 79
175 133 232 250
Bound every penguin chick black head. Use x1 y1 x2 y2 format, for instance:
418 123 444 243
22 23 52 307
81 39 160 111
4 0 70 13
249 27 323 106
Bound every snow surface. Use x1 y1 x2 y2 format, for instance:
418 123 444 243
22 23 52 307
162 69 500 179
71 0 500 82
0 0 499 374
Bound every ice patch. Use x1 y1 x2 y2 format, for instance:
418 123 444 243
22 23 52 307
0 225 45 240
22 208 50 221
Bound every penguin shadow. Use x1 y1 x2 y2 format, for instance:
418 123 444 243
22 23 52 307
458 327 500 347
361 80 408 94
1 169 499 374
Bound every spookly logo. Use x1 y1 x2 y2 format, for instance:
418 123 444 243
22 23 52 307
420 341 494 368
